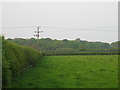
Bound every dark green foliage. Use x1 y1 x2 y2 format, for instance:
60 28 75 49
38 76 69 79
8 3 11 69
2 38 42 88
0 36 2 88
8 38 119 55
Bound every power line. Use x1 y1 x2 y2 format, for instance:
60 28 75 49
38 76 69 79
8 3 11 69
43 28 118 32
1 26 36 29
41 25 118 32
0 25 118 32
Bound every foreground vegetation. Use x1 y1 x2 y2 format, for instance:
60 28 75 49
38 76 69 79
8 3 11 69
2 37 118 88
11 55 118 88
0 36 2 88
2 37 42 88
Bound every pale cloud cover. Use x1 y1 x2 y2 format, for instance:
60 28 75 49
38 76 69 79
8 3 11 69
2 2 118 43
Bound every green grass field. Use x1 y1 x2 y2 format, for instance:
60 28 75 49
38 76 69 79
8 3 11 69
11 55 118 88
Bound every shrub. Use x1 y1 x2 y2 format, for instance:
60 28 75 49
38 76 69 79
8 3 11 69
2 39 42 88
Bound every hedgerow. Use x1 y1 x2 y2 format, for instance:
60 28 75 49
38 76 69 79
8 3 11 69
2 38 42 88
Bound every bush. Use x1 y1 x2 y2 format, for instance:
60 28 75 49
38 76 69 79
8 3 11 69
2 39 42 88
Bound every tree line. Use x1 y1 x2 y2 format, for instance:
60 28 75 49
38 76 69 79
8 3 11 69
8 38 120 55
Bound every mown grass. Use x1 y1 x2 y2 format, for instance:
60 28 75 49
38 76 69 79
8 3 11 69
11 55 118 88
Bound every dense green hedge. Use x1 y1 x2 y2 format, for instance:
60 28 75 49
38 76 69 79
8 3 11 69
2 38 42 88
42 51 119 56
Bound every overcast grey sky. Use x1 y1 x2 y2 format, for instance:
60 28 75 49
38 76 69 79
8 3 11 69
2 2 118 43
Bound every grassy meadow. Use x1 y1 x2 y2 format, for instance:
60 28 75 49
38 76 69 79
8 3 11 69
11 55 118 88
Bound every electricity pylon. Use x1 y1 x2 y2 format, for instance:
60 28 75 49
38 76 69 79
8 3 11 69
34 26 43 43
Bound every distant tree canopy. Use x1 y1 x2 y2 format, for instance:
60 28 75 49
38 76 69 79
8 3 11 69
8 38 120 55
75 38 81 41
